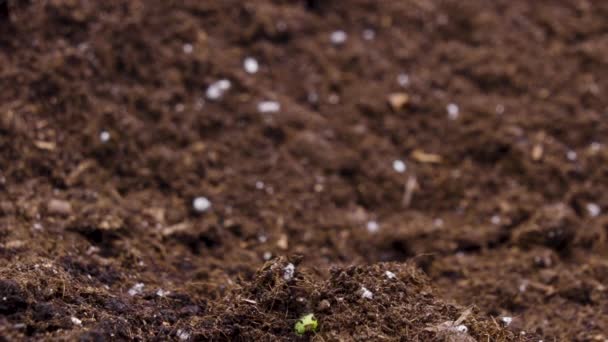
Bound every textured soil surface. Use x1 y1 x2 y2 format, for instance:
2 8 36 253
1 0 608 341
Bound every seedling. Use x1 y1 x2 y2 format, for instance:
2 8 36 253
295 313 318 335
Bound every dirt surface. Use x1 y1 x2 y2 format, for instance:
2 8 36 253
1 0 607 340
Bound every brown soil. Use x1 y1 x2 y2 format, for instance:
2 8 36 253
1 0 607 340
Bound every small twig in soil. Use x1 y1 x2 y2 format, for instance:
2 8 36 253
402 176 418 208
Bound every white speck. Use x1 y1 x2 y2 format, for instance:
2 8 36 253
490 215 501 225
255 181 265 190
366 220 379 233
397 73 410 87
258 101 281 113
455 324 468 333
392 160 406 173
258 235 267 243
71 317 82 326
263 251 272 260
177 329 190 341
156 289 170 297
566 150 577 161
587 203 601 217
243 57 259 74
501 316 513 326
328 93 340 104
99 131 110 143
175 103 185 113
362 29 375 41
360 287 373 299
192 196 211 213
206 79 231 100
283 263 295 281
128 283 144 296
447 103 459 120
32 222 43 231
590 142 601 153
217 79 231 90
433 218 444 228
330 30 347 45
182 43 193 54
496 104 505 115
519 280 528 293
307 91 319 104
520 331 526 335
385 271 396 279
314 183 324 192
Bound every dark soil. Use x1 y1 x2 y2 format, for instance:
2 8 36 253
1 0 607 340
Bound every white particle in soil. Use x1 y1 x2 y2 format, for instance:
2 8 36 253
177 329 191 341
258 235 267 243
71 317 82 326
128 283 144 296
255 181 265 190
307 91 319 104
455 324 468 333
217 79 231 90
590 142 601 153
566 150 577 161
263 251 272 260
283 263 295 281
397 73 410 87
587 203 601 217
192 196 211 213
328 93 340 104
366 220 379 233
433 218 444 228
175 103 185 112
182 43 193 54
362 29 375 41
99 131 110 143
156 289 170 297
447 103 459 120
258 100 281 113
385 271 396 279
392 159 406 173
496 104 505 115
360 286 373 299
501 316 513 326
206 79 231 100
330 30 348 45
243 57 259 74
490 215 501 225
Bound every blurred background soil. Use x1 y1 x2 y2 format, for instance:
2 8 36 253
1 0 607 340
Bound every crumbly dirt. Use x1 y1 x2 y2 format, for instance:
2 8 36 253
1 0 607 340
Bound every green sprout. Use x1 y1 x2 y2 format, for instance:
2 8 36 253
294 313 318 335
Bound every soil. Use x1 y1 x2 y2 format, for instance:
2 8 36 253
1 0 607 341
